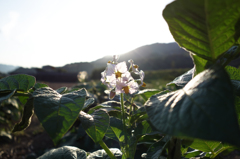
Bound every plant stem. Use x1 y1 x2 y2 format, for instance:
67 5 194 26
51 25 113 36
98 140 117 159
128 97 134 126
167 138 181 159
120 93 129 158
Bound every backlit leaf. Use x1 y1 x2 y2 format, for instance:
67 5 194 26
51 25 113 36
79 110 109 143
145 67 240 146
0 74 35 92
12 98 34 132
163 0 240 60
33 87 86 145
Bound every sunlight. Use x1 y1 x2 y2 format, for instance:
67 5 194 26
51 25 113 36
0 0 174 68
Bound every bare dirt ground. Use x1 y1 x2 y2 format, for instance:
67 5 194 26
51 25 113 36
0 115 54 159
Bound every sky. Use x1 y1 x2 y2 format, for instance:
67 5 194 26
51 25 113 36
0 0 175 68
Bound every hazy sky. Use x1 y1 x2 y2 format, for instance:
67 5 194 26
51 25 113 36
0 0 175 68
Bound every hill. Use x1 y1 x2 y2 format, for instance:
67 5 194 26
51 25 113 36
92 42 193 71
0 64 19 74
8 42 240 82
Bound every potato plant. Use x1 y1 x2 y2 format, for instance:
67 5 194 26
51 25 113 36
0 0 240 158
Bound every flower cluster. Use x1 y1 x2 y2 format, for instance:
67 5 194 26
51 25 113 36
101 55 146 99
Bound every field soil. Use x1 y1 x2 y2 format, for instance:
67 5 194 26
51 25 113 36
0 115 54 159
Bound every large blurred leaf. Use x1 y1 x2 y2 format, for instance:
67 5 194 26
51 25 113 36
145 66 240 146
12 98 34 132
163 0 240 61
0 74 35 92
79 110 109 143
38 146 87 159
33 87 86 145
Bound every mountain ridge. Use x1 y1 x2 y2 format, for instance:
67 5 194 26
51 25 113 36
3 42 194 75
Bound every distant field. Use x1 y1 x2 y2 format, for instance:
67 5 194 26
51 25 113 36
37 68 191 90
143 68 190 89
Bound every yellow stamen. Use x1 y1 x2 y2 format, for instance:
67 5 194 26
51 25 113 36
133 64 139 69
142 82 146 87
108 61 111 63
123 86 129 94
115 71 122 78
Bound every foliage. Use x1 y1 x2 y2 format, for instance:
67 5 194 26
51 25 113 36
1 0 240 158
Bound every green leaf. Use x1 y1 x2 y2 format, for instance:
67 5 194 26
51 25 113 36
129 136 137 159
88 105 118 115
184 150 201 158
146 136 170 159
56 87 68 94
232 80 240 97
33 83 48 90
0 89 16 103
167 68 194 88
82 97 95 110
217 45 240 67
235 96 240 126
79 110 109 143
137 134 162 145
130 106 147 124
192 46 240 76
0 131 12 142
163 0 240 60
0 74 35 92
191 54 210 75
33 87 86 145
137 89 161 101
108 111 122 119
188 139 235 158
225 65 240 81
105 117 126 142
134 120 156 139
38 146 87 159
100 101 121 109
145 67 240 146
12 98 34 132
225 66 240 96
87 148 122 159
